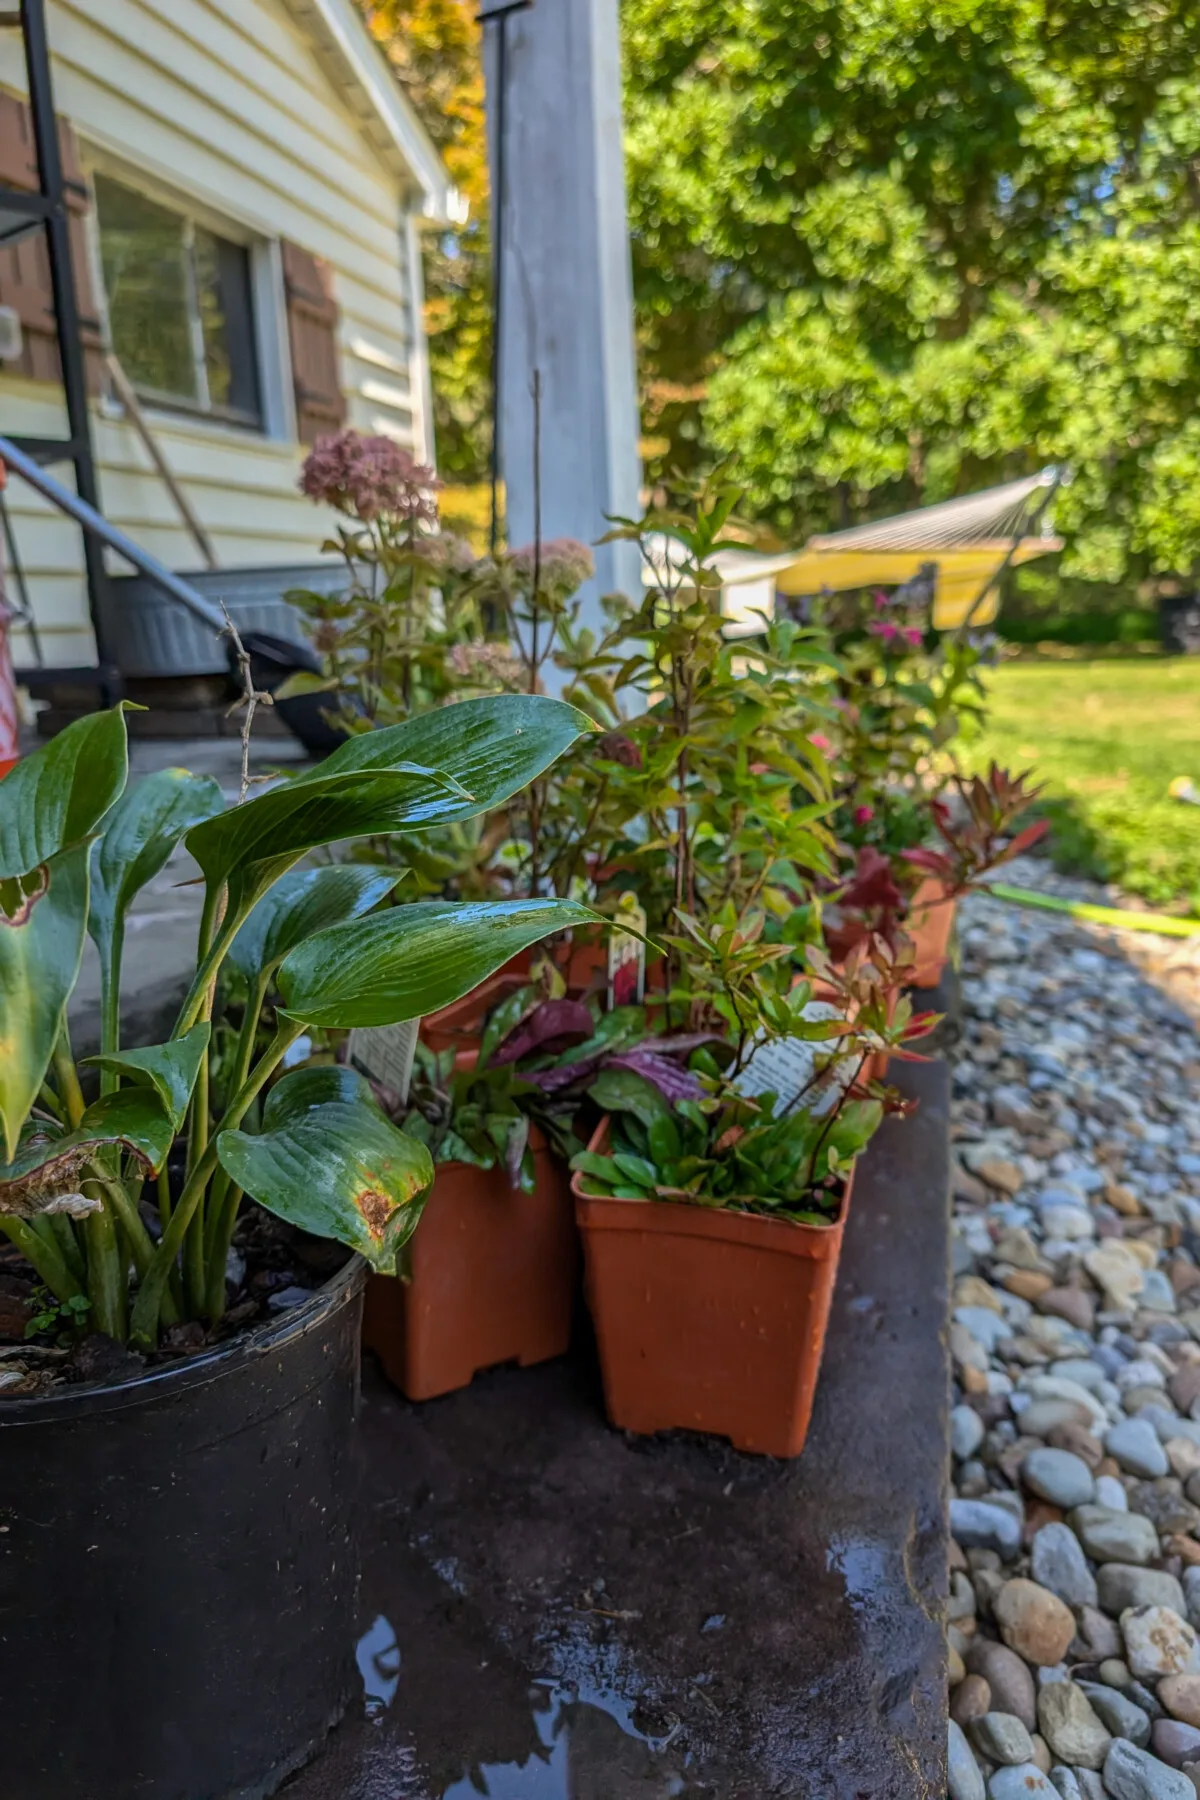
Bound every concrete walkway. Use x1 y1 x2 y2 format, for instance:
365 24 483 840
286 1057 951 1800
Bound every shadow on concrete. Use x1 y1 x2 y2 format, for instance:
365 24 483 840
284 1058 950 1800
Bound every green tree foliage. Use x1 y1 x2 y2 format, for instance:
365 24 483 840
364 0 1200 582
624 0 1200 579
362 1 493 482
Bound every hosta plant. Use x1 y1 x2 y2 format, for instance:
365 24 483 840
0 695 600 1354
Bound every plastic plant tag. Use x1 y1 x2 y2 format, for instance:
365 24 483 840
608 891 647 1009
347 1019 420 1104
733 1001 855 1117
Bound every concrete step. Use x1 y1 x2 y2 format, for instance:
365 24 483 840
289 1057 951 1798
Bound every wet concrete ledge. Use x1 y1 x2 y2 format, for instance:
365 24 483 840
287 1056 951 1800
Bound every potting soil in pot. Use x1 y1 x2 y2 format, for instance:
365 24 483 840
0 1206 350 1398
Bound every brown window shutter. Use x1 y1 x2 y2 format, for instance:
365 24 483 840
282 239 346 444
0 96 102 390
0 89 38 189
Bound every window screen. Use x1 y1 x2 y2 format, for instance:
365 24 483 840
94 172 261 427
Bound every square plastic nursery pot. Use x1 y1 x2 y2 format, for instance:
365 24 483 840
419 932 614 1055
906 877 957 989
572 1120 852 1459
362 1124 578 1401
420 968 529 1055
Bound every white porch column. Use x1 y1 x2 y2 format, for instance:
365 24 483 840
484 0 642 633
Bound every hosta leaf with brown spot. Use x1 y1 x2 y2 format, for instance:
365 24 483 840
215 1065 434 1274
0 1086 177 1214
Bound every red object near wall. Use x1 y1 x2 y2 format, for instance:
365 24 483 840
0 600 19 779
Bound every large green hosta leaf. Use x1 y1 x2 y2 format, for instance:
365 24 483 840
184 765 469 914
291 694 593 808
88 768 224 975
216 1066 433 1273
226 865 402 981
83 1024 211 1135
185 694 593 914
0 1088 178 1215
0 842 90 1163
0 707 130 882
276 897 601 1029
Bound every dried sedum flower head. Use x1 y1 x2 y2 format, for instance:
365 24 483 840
507 537 594 600
300 429 442 526
422 532 478 576
448 640 525 688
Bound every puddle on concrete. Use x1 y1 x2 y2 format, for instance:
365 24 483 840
357 1614 402 1719
355 1629 692 1799
826 1534 893 1618
440 1680 691 1800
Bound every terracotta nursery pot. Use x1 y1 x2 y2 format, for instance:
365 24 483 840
905 876 957 989
420 967 528 1055
362 1125 577 1400
420 933 612 1054
572 1121 852 1458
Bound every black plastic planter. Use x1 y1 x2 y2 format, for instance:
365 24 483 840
0 1259 366 1800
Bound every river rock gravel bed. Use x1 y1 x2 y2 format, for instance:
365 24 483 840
946 860 1200 1800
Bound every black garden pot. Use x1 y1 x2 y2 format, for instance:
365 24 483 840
0 1259 366 1800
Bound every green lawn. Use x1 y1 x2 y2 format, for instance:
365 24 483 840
957 657 1200 909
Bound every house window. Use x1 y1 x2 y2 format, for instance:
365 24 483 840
93 172 262 427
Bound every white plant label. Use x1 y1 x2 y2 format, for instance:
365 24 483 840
733 1001 855 1116
347 1019 420 1103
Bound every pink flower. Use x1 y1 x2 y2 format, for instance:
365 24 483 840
872 589 890 610
300 429 441 525
854 804 875 825
902 626 924 648
867 620 900 644
808 732 832 753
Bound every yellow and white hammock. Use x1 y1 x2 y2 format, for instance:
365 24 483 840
644 469 1063 634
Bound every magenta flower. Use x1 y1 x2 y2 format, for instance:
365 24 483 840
902 626 924 648
872 589 890 610
300 429 441 525
853 804 875 825
867 620 900 644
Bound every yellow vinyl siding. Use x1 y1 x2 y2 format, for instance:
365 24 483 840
0 0 426 666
